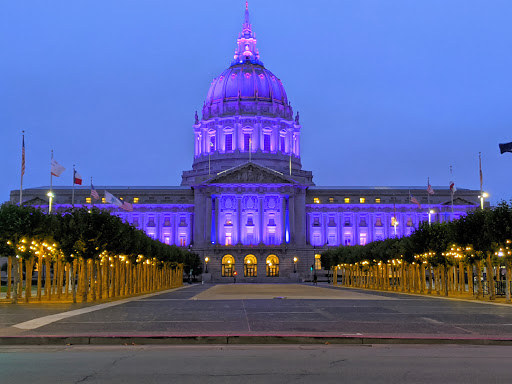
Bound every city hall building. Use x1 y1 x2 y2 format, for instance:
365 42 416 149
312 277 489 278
11 5 481 282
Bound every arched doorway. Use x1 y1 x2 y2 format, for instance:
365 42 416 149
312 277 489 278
266 254 279 277
222 255 235 277
244 254 257 277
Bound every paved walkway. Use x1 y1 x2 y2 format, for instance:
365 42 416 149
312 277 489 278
1 283 512 345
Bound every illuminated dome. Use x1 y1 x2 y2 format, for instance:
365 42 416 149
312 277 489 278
201 2 292 120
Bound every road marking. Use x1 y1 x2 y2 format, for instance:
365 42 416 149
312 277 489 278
11 287 187 330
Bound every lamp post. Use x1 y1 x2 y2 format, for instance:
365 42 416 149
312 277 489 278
205 257 209 273
47 191 54 213
428 209 435 225
293 256 297 273
479 192 488 210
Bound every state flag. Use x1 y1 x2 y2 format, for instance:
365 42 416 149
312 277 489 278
51 159 66 177
104 190 123 207
73 170 83 185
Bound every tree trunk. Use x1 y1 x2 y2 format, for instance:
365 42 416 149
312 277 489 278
466 264 472 295
7 256 12 300
82 258 88 302
25 259 33 303
506 262 511 304
65 263 70 298
11 257 19 304
45 256 51 301
91 259 96 302
444 265 449 297
486 253 495 300
71 260 77 303
37 251 43 301
476 260 483 299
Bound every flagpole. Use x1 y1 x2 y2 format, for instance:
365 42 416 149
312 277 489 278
479 152 484 210
72 164 75 207
450 165 454 217
427 177 431 225
20 131 25 205
49 150 54 213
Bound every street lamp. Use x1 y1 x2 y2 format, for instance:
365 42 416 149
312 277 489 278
293 256 298 273
47 191 54 213
479 192 489 210
428 209 435 225
204 257 209 273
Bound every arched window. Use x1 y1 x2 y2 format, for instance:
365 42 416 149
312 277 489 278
222 255 235 277
315 254 322 270
266 254 279 277
244 254 257 277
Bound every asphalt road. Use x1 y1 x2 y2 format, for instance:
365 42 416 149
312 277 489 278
1 344 512 384
2 283 512 340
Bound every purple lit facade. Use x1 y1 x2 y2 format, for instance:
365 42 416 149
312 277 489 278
11 4 483 282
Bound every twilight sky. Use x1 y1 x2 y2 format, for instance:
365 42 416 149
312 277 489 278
1 0 511 204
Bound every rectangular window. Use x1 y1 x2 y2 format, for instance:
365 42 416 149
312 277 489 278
344 197 350 204
244 134 251 151
280 136 286 152
210 136 215 152
164 236 170 245
133 197 139 204
225 233 232 246
360 197 366 204
329 197 334 203
264 134 271 152
86 197 91 204
179 236 186 247
225 134 232 151
375 198 381 203
102 197 106 203
313 197 320 204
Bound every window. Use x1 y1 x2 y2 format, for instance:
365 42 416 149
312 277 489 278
210 136 215 152
179 236 186 247
225 233 232 246
360 197 366 203
280 136 286 152
225 134 232 151
244 134 251 151
329 197 334 203
375 198 381 203
102 197 106 203
244 255 257 277
313 197 320 204
344 197 350 204
222 255 235 277
314 254 322 270
164 236 170 245
263 134 271 152
266 255 279 277
86 197 91 204
133 197 139 203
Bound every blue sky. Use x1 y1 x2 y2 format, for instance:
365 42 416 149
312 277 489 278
1 0 511 204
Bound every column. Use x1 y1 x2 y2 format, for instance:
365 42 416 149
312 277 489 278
294 190 306 245
259 196 264 244
237 197 242 244
206 196 212 245
289 195 295 244
281 196 286 244
215 197 220 244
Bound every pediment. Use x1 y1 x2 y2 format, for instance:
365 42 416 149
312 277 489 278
442 197 476 206
23 197 48 206
206 162 296 185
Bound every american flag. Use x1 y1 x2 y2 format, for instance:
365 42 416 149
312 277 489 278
21 135 25 177
90 184 100 200
410 195 421 208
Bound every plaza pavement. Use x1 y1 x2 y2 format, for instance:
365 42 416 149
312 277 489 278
1 283 512 345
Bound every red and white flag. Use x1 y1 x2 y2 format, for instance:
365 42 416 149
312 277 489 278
90 183 100 200
73 170 83 185
51 159 66 177
121 201 133 212
410 195 421 208
449 181 456 194
427 178 434 195
21 135 25 178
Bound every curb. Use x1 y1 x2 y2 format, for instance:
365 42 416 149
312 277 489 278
2 335 512 346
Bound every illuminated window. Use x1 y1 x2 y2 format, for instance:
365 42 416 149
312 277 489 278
344 197 350 204
102 197 106 203
222 255 235 277
244 254 257 277
133 197 139 203
313 197 320 204
244 134 251 151
266 255 279 277
210 136 215 152
120 197 123 201
225 233 232 246
314 254 322 270
360 197 366 204
329 197 334 203
375 198 381 203
263 134 271 152
225 134 232 151
280 136 286 152
85 197 91 204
